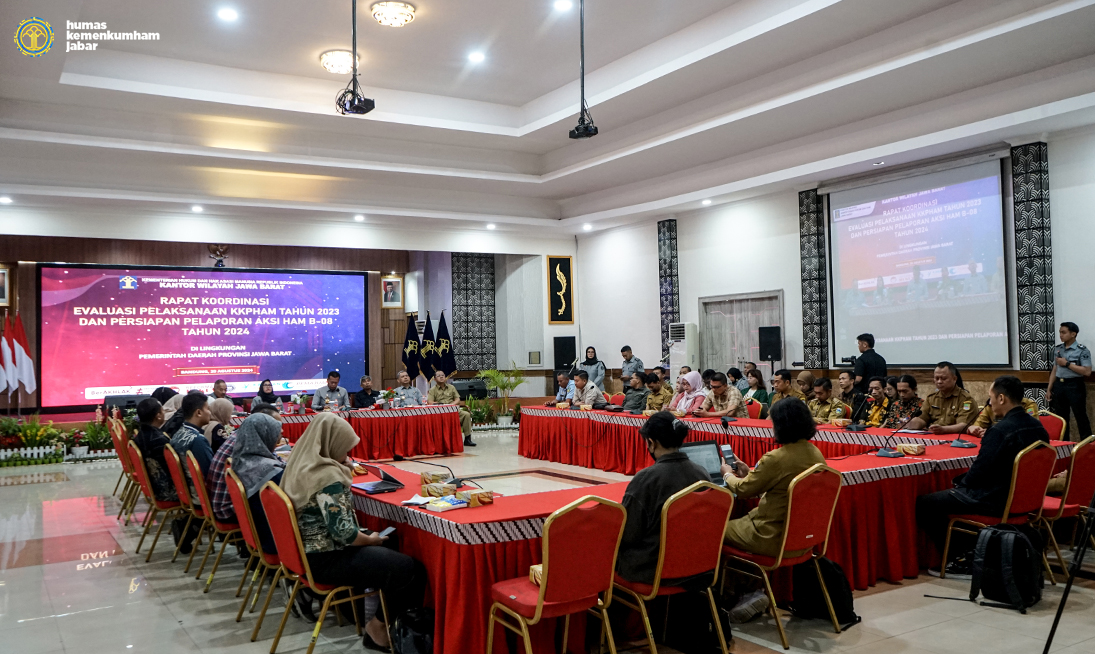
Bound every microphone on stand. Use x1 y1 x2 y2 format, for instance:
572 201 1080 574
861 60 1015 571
412 459 466 488
846 396 875 432
949 404 985 449
877 409 922 458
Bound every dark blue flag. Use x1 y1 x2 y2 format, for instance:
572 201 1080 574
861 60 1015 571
436 311 458 376
420 311 439 378
401 319 421 380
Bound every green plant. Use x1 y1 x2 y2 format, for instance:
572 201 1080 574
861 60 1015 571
465 396 494 425
475 365 524 417
513 403 522 425
83 422 114 451
20 416 60 448
123 408 140 436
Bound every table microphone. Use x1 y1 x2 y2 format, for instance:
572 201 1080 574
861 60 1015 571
949 405 985 449
877 409 921 457
413 459 466 488
846 396 874 432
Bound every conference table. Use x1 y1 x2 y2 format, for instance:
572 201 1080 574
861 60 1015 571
229 405 463 459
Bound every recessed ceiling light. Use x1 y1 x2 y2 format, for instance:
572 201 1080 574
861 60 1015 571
872 161 885 166
191 205 203 213
320 50 358 75
702 199 712 206
468 51 486 63
371 2 416 27
354 214 365 222
486 223 496 230
0 197 11 204
583 224 592 231
391 271 396 275
554 0 574 10
216 7 239 22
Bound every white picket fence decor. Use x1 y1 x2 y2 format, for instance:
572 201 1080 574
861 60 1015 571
0 446 65 463
67 449 117 461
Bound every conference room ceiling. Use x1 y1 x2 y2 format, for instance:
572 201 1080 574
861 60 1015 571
2 0 1095 242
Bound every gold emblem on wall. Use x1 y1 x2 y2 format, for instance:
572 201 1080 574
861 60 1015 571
547 256 574 324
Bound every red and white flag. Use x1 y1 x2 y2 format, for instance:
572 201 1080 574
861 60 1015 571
12 314 36 395
0 315 14 397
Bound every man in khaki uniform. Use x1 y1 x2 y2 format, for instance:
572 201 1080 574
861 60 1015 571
427 370 475 447
969 396 1040 436
694 372 748 418
768 369 805 407
807 378 849 424
907 361 979 434
644 375 674 411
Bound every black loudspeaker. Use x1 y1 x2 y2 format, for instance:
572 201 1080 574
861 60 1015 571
758 326 782 362
103 394 151 411
451 379 488 401
554 336 577 372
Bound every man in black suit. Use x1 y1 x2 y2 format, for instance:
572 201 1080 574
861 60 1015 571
852 333 886 394
383 281 400 303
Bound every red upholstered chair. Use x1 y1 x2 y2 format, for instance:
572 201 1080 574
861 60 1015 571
721 464 842 650
939 440 1057 580
1037 436 1095 581
613 481 734 654
603 392 611 403
744 398 762 420
487 496 627 654
125 441 186 561
226 468 285 635
1038 411 1067 440
163 443 207 570
108 417 131 498
610 393 625 406
185 451 243 591
258 482 388 654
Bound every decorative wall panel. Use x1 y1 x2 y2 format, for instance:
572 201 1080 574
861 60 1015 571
657 219 680 361
799 190 829 369
1012 143 1055 370
451 253 497 371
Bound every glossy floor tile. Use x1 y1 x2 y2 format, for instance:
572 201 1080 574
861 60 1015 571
3 435 1095 654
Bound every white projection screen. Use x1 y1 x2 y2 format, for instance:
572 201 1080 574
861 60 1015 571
829 160 1009 366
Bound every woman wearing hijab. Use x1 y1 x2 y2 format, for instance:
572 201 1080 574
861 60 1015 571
668 371 706 414
252 379 283 412
281 413 424 650
160 391 189 437
232 411 285 554
796 371 816 401
577 346 606 392
151 386 178 406
204 398 234 453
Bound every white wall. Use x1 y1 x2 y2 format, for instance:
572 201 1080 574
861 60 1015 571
1049 127 1095 333
575 221 663 368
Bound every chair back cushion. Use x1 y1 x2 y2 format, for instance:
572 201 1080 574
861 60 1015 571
163 444 194 509
658 483 734 580
260 483 309 578
542 497 626 604
126 441 154 500
1038 413 1067 440
1007 442 1056 517
185 451 216 517
1064 436 1095 510
745 399 761 420
110 422 133 474
611 394 625 407
781 465 842 556
226 468 261 554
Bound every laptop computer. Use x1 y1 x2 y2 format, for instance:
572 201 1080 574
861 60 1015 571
351 464 406 495
679 440 727 487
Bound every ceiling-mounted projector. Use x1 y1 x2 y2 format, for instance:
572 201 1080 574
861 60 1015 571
336 87 375 115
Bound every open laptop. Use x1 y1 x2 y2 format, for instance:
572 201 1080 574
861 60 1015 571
351 463 406 495
679 440 727 487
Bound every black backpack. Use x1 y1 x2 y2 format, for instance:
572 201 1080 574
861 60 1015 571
390 607 434 654
969 525 1044 613
790 557 861 629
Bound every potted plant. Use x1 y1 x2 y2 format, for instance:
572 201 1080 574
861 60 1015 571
83 421 114 454
67 430 89 458
378 388 396 409
475 366 524 427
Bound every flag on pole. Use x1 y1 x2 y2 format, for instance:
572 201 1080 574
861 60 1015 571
0 317 9 396
436 311 457 376
420 312 439 379
401 319 422 380
12 314 36 395
1 315 15 398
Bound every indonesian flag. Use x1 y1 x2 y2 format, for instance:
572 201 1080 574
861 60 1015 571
12 314 36 395
0 316 13 397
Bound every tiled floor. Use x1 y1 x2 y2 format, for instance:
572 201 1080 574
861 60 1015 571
2 430 1094 654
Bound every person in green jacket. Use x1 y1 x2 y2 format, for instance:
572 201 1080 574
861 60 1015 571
742 368 769 407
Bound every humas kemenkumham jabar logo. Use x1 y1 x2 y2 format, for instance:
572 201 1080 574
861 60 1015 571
14 18 53 56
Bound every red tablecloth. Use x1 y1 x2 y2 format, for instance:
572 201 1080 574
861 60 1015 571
232 407 463 460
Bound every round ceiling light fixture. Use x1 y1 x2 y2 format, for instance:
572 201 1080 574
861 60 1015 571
320 50 357 75
371 2 416 27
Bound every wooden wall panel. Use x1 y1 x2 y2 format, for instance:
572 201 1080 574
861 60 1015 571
0 235 408 410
